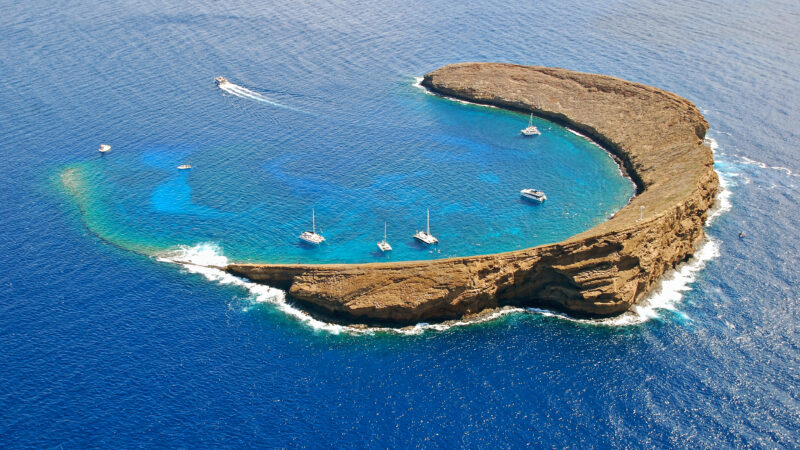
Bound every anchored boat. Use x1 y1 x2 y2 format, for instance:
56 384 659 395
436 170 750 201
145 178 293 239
177 164 192 170
520 188 547 202
377 222 392 252
98 144 111 153
413 209 438 245
299 208 325 245
520 113 541 136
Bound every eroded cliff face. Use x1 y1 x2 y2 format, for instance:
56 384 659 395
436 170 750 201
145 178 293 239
227 63 718 325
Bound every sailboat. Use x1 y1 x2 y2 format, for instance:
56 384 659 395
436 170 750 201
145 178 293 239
377 222 392 252
413 209 438 245
520 113 541 136
299 208 325 245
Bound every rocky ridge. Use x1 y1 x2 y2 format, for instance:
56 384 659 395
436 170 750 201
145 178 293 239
227 63 718 325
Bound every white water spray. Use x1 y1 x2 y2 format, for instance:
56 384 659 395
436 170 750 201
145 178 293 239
155 243 530 335
158 116 733 334
217 79 299 111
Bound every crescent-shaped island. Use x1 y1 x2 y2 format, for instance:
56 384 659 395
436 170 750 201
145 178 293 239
226 62 718 325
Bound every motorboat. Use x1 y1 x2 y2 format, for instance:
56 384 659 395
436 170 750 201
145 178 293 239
299 208 325 245
177 164 192 170
214 76 228 86
98 144 111 153
520 113 541 136
520 188 547 202
413 208 438 245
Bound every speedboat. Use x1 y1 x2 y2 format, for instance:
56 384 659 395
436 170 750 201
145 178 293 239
98 144 111 153
299 208 325 245
177 164 192 170
214 76 228 86
520 188 547 202
413 209 438 245
520 113 541 136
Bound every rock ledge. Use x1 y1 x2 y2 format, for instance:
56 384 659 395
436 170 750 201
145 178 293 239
227 63 718 325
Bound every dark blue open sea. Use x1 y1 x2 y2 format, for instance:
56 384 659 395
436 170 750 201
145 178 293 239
2 0 799 446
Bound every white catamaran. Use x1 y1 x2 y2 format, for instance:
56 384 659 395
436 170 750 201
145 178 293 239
377 221 392 252
520 113 541 136
413 209 438 245
299 208 325 245
520 188 547 202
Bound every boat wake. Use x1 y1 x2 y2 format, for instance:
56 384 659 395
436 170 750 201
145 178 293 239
217 79 300 111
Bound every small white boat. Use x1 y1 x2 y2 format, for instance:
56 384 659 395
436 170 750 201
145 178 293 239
413 208 438 245
214 76 228 86
98 144 111 153
177 164 192 170
521 188 547 202
520 113 541 136
377 222 392 252
299 208 325 245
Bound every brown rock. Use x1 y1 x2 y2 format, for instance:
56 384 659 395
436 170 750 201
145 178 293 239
227 63 718 325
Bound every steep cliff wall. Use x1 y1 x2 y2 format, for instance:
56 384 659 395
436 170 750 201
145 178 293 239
227 63 718 325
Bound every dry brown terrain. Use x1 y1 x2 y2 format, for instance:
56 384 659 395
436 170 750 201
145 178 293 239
227 63 718 325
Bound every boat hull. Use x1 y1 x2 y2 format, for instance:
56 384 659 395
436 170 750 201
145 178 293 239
413 232 438 245
299 232 325 245
520 189 546 202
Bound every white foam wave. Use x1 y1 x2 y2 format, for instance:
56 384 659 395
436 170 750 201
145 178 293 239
156 242 229 267
738 155 798 178
708 166 732 225
412 76 497 108
158 236 718 333
412 76 428 92
155 243 356 334
705 136 798 178
155 243 529 335
705 137 734 225
218 80 298 111
521 137 731 326
158 133 733 334
524 238 720 326
564 135 731 326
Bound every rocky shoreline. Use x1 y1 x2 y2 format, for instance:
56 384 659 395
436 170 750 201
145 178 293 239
227 62 718 325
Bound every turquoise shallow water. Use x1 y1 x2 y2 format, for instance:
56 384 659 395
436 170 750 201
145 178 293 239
60 79 632 264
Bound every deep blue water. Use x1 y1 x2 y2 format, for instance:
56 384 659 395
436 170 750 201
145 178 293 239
2 0 800 447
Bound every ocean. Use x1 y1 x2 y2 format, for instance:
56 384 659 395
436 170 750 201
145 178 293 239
1 0 799 446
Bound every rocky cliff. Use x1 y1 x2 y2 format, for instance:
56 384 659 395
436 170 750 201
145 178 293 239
227 63 718 325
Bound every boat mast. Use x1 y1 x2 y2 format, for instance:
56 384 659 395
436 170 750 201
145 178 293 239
426 208 430 235
312 208 316 234
384 221 387 242
529 113 533 127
